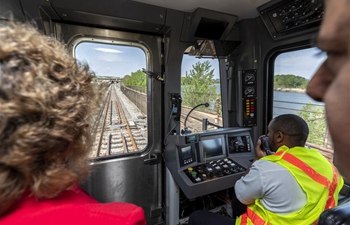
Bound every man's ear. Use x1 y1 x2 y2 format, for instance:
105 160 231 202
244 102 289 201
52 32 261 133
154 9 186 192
275 131 284 143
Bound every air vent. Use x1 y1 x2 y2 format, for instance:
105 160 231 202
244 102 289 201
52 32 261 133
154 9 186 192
258 0 324 40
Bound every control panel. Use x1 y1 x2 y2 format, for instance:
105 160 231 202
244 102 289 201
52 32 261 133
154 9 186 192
165 128 254 199
184 158 246 183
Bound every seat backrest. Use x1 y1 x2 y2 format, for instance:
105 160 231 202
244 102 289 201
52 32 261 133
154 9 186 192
318 184 350 225
318 202 350 225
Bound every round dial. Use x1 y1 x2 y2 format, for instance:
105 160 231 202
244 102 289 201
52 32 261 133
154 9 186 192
244 73 255 83
244 87 255 95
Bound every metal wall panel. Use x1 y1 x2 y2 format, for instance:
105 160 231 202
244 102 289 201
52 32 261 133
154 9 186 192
0 0 25 21
54 22 164 224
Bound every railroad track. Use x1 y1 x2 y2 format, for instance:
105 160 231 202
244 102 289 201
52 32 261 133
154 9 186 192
180 105 223 133
90 83 332 161
91 84 147 157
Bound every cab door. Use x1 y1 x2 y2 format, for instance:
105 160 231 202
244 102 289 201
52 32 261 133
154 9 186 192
54 22 164 225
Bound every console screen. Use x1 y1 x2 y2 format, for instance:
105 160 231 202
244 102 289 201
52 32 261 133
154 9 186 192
202 138 223 159
181 146 193 160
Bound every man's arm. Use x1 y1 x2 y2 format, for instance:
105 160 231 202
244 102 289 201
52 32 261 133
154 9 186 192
235 161 265 205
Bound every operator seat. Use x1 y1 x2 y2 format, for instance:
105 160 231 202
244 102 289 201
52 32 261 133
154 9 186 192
318 202 350 225
318 184 350 225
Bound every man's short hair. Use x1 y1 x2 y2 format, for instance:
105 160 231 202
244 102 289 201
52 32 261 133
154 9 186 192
271 114 309 144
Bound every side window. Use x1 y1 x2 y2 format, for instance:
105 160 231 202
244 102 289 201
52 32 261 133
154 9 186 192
273 47 332 159
181 46 222 133
75 41 148 158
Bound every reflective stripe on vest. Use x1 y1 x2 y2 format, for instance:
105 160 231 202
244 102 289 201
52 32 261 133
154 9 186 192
240 208 269 225
239 150 338 225
274 151 339 209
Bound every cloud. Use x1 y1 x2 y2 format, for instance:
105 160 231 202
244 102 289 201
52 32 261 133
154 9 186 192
98 54 123 62
94 47 122 53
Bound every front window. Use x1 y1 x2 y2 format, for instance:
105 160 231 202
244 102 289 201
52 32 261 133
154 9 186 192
181 44 222 133
75 40 148 158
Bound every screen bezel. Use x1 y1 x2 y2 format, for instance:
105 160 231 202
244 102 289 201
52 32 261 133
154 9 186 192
199 134 227 162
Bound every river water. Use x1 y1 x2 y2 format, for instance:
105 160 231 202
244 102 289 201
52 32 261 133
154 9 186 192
273 90 324 117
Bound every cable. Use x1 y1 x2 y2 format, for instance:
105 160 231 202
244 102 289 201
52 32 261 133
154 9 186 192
163 123 178 146
184 103 209 128
163 105 178 145
182 102 209 134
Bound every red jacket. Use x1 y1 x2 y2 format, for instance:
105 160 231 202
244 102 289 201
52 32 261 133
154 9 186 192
0 187 147 225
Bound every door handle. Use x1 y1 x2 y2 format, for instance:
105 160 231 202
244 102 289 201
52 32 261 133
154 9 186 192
144 153 162 165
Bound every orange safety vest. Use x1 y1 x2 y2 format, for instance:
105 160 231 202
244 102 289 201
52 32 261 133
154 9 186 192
235 146 344 225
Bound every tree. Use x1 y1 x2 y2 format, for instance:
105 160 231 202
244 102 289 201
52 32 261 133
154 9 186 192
274 74 309 89
297 103 327 146
122 74 131 84
122 70 146 87
181 61 217 107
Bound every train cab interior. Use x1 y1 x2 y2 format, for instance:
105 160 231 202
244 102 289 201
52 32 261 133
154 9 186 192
1 0 350 224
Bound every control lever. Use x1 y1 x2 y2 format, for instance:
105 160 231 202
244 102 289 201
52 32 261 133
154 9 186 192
202 118 223 130
142 68 164 82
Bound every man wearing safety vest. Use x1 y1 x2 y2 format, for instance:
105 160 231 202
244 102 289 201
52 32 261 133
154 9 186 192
189 114 344 225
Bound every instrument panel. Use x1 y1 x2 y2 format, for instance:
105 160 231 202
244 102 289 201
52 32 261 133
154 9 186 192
165 128 254 198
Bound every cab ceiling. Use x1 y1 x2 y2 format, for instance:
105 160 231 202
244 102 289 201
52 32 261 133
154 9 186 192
130 0 272 20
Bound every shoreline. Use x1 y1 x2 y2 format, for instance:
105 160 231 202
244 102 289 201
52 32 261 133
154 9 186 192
274 88 306 93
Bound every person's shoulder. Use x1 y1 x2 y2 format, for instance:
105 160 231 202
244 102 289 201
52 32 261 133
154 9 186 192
1 193 146 225
94 201 145 217
253 159 290 176
81 201 147 225
253 159 280 169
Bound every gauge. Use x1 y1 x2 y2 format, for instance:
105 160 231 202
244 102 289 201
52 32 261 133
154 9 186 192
244 87 255 96
244 73 255 83
229 137 239 147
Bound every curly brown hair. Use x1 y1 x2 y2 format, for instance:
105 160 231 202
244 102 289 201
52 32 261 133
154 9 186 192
0 23 96 216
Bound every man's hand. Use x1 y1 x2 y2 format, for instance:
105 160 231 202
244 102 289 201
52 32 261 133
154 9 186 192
255 137 268 159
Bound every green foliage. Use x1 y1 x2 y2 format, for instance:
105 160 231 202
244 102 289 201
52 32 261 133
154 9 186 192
181 61 217 107
122 70 146 87
297 103 326 146
213 78 220 83
274 74 309 89
122 75 131 84
217 95 222 114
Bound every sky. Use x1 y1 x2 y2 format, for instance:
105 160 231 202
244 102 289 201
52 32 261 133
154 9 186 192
182 55 220 79
75 42 146 77
75 42 326 80
274 47 326 79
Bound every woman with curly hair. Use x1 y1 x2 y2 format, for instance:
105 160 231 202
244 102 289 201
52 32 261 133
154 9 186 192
0 23 146 225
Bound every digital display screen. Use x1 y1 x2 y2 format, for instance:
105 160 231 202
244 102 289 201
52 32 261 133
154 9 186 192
195 17 229 39
202 138 223 158
186 135 198 143
181 146 193 160
228 136 251 153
